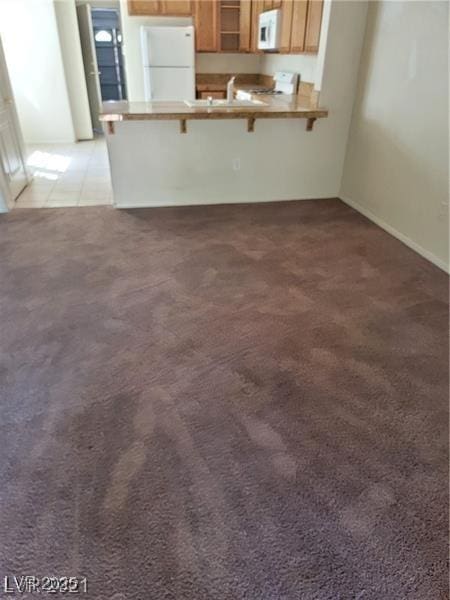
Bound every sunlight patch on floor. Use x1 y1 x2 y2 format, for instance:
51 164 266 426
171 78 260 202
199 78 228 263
16 138 112 208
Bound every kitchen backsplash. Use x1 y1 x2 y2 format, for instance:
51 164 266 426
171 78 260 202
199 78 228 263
260 53 318 83
196 52 318 84
196 53 261 74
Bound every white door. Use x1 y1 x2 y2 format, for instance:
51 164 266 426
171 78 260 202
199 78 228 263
0 36 27 204
145 67 195 101
77 4 102 130
141 26 195 67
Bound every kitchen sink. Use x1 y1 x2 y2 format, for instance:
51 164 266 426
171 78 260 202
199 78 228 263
184 99 267 108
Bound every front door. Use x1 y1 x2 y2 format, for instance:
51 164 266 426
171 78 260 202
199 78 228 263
0 35 27 204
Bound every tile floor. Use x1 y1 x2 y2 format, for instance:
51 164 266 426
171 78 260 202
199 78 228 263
15 137 112 208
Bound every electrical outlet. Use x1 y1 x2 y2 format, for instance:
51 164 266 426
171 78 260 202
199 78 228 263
438 202 449 218
232 158 241 171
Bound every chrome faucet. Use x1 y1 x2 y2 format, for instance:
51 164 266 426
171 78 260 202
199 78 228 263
227 76 236 104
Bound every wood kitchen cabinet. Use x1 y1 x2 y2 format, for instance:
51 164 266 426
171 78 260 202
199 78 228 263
127 0 160 15
199 90 226 99
219 0 253 53
290 0 308 52
193 0 253 53
129 0 324 56
250 0 264 52
160 0 192 15
304 0 323 53
277 0 323 54
239 0 252 52
128 0 191 16
278 0 293 52
194 0 219 51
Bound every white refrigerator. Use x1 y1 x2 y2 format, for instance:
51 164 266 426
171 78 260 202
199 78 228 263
141 26 195 101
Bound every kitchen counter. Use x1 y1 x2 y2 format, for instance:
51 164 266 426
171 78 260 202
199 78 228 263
101 92 330 209
99 93 328 133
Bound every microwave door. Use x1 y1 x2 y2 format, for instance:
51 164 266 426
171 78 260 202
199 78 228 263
261 25 268 44
260 23 272 48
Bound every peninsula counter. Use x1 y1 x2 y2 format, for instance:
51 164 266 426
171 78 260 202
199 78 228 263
99 94 329 208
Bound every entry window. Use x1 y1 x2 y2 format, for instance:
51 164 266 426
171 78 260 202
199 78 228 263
95 30 113 43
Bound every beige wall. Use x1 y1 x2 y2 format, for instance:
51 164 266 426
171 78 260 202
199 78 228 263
0 0 75 143
54 0 93 140
340 0 449 271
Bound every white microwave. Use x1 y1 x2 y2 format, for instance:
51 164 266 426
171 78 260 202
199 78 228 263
258 9 282 51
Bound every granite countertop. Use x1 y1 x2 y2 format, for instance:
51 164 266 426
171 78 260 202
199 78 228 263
196 83 271 93
99 93 328 122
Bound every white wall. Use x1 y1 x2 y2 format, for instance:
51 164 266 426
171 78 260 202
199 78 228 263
54 0 93 140
313 0 331 90
308 0 368 196
340 0 449 271
0 0 76 143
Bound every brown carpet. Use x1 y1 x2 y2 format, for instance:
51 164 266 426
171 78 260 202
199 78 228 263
0 199 448 599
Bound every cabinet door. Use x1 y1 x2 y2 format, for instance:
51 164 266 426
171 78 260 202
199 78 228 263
304 0 323 53
250 0 264 52
290 0 307 52
263 0 273 8
194 0 219 51
160 0 192 15
239 0 252 52
279 0 293 52
200 90 226 99
128 0 160 15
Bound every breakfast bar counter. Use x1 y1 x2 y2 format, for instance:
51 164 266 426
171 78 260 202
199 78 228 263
100 95 331 209
99 94 328 133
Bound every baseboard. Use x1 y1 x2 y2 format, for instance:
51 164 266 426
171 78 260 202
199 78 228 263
113 196 336 210
339 195 449 274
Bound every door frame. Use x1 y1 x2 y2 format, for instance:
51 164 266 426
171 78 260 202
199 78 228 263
77 3 103 132
0 35 28 211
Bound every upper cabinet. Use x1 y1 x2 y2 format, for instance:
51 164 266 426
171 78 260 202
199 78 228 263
194 0 219 51
250 0 322 55
290 0 308 52
239 0 252 51
277 1 292 52
304 0 323 53
127 0 160 15
161 1 192 15
128 0 323 55
128 0 191 16
194 0 253 53
250 0 264 52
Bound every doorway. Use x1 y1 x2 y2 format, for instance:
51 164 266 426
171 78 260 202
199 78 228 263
92 9 127 101
77 5 126 133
